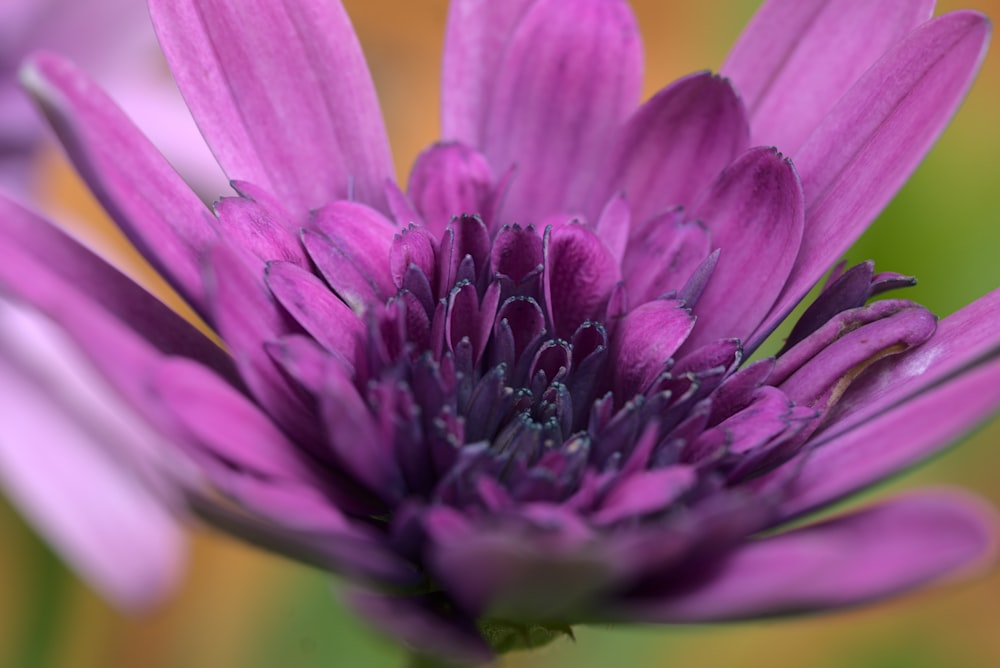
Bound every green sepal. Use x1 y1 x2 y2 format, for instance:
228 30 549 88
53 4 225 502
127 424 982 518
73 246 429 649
479 618 575 655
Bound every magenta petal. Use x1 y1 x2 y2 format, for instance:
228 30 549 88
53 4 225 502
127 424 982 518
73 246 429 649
205 245 318 445
148 0 393 215
0 301 185 610
757 11 991 345
214 193 307 267
826 287 1000 441
618 491 996 622
592 466 696 526
151 357 314 482
0 196 236 384
310 201 397 300
482 0 643 222
265 261 364 364
777 301 937 410
685 148 804 350
599 72 748 223
407 142 495 238
611 299 695 398
622 210 710 305
440 0 537 146
21 53 217 309
543 223 620 340
769 354 1000 519
722 0 934 153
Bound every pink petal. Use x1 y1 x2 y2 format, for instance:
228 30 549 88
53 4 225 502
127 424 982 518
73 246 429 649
684 147 804 351
754 11 991 347
481 0 643 222
826 286 1000 441
21 53 217 309
0 300 185 610
148 0 393 216
617 490 997 621
598 72 748 223
440 0 537 146
722 0 934 153
768 354 1000 519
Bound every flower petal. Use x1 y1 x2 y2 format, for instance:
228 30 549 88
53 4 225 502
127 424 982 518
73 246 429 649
616 490 997 621
482 0 643 222
0 300 185 610
611 299 695 398
722 0 934 153
825 286 1000 440
440 0 537 146
598 72 748 223
767 354 1000 519
0 195 236 384
755 11 991 347
21 53 217 309
148 0 393 215
684 147 804 351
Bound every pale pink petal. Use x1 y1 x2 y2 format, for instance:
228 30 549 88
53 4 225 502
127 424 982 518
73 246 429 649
148 0 393 216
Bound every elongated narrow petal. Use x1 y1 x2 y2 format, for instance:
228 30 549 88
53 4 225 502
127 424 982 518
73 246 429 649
21 53 217 309
755 12 991 346
768 354 1000 519
148 0 393 215
0 195 236 384
684 148 804 350
0 301 185 610
205 245 319 445
825 286 1000 440
441 0 537 145
723 0 934 153
482 0 643 222
599 72 748 222
616 491 996 622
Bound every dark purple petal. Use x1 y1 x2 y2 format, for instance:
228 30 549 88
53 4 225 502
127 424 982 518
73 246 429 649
544 223 620 339
684 147 804 351
148 0 393 215
598 72 748 222
425 506 615 620
345 589 492 666
722 0 934 153
592 466 696 526
481 0 642 222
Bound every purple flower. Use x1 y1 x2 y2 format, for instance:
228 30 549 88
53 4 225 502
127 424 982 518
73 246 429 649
2 0 999 663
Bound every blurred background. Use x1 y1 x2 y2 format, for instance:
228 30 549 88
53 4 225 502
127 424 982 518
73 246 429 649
1 1 999 666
